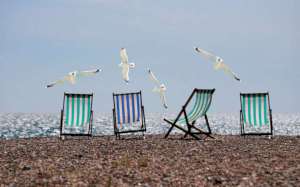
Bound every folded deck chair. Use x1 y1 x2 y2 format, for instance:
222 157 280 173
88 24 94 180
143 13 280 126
60 93 93 138
164 88 215 140
240 92 273 136
112 91 146 139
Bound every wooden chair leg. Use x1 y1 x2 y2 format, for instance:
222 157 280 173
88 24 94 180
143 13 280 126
164 119 201 140
165 125 174 138
182 132 189 139
188 123 214 139
182 123 192 139
204 115 212 134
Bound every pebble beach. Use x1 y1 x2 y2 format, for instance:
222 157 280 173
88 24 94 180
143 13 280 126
1 134 300 186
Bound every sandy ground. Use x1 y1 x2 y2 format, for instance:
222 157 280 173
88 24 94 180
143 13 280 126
0 134 300 186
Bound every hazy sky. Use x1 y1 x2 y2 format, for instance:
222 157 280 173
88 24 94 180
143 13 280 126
0 0 299 113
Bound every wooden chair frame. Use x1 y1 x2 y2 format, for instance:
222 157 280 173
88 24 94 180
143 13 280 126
164 88 215 140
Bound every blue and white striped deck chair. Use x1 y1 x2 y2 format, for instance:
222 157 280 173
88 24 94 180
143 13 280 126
112 91 146 139
164 88 215 140
60 93 93 138
240 92 273 136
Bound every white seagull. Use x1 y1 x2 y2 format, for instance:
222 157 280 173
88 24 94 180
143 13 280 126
148 69 168 109
119 48 135 83
46 69 101 88
194 47 240 81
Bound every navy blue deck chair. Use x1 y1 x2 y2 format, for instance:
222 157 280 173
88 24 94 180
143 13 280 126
112 91 146 139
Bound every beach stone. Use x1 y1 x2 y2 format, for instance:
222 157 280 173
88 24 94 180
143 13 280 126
0 135 300 186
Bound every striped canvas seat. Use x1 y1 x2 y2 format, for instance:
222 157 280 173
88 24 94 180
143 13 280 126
175 90 214 124
112 91 146 138
241 93 270 126
240 92 273 136
60 93 93 137
113 93 142 125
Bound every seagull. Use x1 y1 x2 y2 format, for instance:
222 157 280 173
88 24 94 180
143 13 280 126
119 48 135 83
194 47 240 81
46 69 101 88
148 69 168 109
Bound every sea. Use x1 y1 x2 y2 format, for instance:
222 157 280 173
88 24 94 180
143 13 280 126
0 113 300 139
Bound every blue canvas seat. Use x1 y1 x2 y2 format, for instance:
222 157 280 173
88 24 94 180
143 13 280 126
112 91 146 139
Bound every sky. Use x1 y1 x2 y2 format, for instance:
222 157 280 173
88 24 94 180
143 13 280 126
0 0 299 113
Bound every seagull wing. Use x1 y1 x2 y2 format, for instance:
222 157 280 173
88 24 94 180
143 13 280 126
78 69 101 77
148 69 160 86
219 63 241 81
46 78 66 88
121 64 130 82
120 48 129 64
194 47 218 62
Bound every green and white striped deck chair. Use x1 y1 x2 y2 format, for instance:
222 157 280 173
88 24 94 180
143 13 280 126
164 88 215 140
240 92 273 136
60 93 94 138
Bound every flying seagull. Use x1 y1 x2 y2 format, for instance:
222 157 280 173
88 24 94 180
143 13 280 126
194 47 240 81
119 48 135 83
148 69 168 109
46 69 101 88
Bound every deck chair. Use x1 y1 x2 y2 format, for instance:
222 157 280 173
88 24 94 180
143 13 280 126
112 91 146 139
60 93 93 138
164 88 215 140
240 92 273 136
